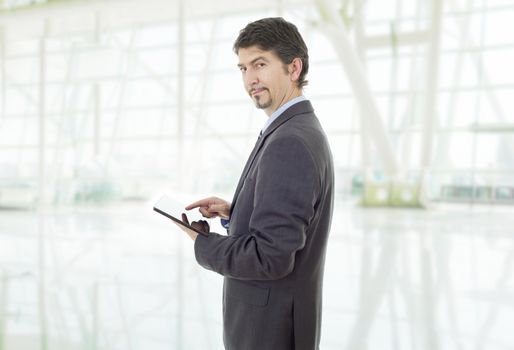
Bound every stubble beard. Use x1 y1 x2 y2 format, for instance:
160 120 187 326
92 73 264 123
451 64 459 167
253 91 272 110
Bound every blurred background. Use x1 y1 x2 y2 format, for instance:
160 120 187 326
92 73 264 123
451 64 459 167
0 0 513 349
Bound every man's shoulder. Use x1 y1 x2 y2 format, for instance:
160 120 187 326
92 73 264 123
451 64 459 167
286 99 314 116
278 109 324 138
266 121 327 157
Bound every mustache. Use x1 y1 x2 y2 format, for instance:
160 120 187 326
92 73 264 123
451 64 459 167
249 86 268 94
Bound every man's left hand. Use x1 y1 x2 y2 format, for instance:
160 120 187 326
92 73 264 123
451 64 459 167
172 213 210 241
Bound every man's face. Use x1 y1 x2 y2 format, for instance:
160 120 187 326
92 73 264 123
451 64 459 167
237 46 296 116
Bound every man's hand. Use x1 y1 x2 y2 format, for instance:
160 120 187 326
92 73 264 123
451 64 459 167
172 213 210 241
186 196 230 220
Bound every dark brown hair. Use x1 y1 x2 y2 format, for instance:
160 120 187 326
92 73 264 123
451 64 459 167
233 17 309 88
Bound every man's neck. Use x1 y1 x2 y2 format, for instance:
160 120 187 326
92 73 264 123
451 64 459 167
265 88 302 116
260 95 307 135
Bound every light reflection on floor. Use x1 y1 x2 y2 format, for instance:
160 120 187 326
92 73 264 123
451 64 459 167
0 201 513 349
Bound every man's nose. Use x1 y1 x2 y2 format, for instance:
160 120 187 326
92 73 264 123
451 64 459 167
245 69 259 86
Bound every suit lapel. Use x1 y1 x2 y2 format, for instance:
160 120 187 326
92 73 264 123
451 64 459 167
229 101 314 214
229 134 263 212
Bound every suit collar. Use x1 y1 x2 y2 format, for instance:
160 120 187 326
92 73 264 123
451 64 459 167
261 100 313 141
261 95 306 134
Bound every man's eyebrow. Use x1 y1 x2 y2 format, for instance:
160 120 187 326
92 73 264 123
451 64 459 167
237 56 269 68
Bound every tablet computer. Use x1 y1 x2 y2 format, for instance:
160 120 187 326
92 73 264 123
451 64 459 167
153 195 209 236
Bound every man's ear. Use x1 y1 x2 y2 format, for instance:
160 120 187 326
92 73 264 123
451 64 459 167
289 57 303 82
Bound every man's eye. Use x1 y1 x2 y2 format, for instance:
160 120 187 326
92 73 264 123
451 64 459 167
256 63 265 68
239 67 247 73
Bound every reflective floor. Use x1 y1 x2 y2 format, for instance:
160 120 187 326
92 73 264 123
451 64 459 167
0 200 513 349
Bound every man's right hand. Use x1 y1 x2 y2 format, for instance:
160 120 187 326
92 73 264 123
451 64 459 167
185 196 230 220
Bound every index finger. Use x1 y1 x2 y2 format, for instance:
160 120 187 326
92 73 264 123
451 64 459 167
185 198 211 210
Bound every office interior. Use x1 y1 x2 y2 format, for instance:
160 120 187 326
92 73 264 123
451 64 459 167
0 0 513 349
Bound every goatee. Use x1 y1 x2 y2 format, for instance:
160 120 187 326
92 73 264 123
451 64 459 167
255 98 272 109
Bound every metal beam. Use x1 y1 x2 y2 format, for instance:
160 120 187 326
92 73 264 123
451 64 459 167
105 27 138 169
37 20 49 350
176 3 185 350
352 0 372 177
0 272 6 350
177 0 185 188
314 0 399 176
37 20 48 205
93 11 101 157
0 25 4 120
470 123 514 133
421 0 443 168
361 30 430 49
419 0 443 200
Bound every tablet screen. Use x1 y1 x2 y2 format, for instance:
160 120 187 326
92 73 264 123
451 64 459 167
153 195 209 236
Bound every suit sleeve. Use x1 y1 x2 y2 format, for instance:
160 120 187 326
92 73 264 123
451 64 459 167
194 136 320 280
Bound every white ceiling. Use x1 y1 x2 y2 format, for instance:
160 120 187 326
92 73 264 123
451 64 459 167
0 0 314 41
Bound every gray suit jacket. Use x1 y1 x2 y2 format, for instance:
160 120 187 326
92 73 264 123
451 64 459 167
194 100 334 350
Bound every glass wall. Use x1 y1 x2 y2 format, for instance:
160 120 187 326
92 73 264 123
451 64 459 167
0 1 513 207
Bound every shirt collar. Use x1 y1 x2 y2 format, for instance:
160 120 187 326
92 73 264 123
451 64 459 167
261 95 307 134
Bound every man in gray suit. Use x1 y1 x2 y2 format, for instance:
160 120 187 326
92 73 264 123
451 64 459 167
178 17 334 350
